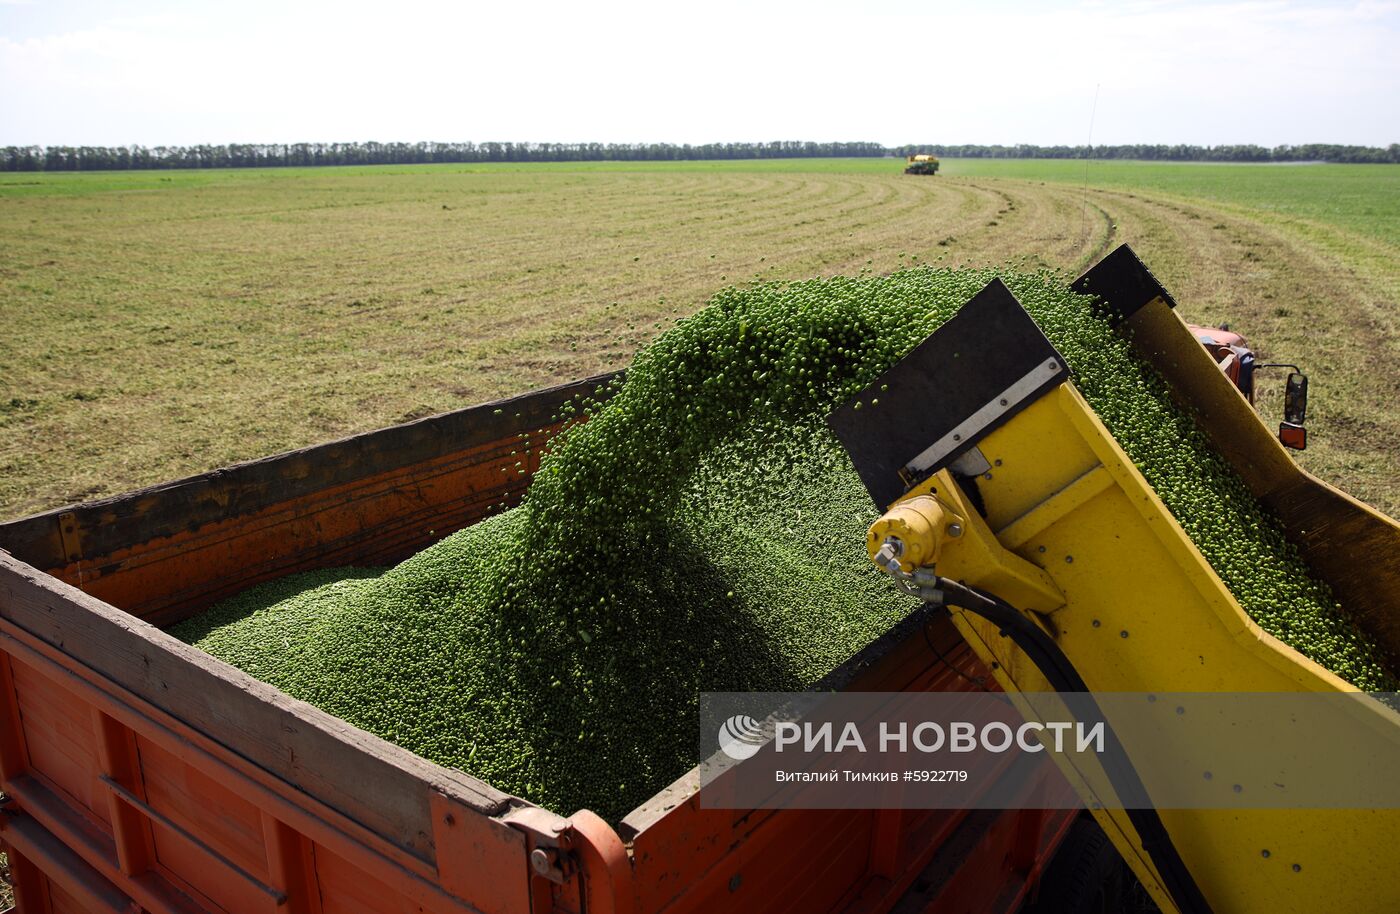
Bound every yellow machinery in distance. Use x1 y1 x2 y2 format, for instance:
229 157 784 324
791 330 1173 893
904 154 940 175
829 246 1400 914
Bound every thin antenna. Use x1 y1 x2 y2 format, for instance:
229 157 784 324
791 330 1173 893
1080 83 1101 247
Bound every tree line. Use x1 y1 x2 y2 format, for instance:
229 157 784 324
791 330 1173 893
0 141 886 171
891 143 1400 164
2 140 1396 171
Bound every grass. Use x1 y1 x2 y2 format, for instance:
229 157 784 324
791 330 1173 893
6 157 1394 243
1 158 1396 518
941 159 1400 246
4 156 1396 232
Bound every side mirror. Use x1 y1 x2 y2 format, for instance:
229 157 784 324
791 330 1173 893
1279 372 1308 451
1283 372 1308 424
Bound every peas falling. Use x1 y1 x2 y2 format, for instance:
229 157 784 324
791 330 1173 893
178 265 1396 823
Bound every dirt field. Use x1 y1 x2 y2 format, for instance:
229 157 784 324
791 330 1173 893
1 159 1396 517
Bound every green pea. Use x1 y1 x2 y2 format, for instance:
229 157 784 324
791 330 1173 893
175 264 1396 825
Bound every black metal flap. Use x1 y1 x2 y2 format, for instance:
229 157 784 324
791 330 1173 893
1070 243 1177 324
828 278 1070 508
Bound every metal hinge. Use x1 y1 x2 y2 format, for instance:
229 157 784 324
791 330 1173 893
505 806 579 886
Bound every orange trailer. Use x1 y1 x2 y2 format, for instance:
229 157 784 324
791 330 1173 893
0 374 1080 914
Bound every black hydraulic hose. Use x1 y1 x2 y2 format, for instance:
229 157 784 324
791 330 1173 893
933 578 1214 914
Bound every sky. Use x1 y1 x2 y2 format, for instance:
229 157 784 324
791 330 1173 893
1 0 1397 148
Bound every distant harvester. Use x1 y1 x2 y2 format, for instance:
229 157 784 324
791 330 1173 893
904 153 940 175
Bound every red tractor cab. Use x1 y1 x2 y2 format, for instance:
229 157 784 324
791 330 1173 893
1187 323 1309 450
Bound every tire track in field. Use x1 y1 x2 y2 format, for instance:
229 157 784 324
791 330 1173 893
918 178 1115 272
999 180 1116 271
789 178 1002 269
593 173 851 247
22 166 1387 516
1001 181 1106 269
709 175 865 237
397 174 925 359
402 172 827 291
440 173 1012 385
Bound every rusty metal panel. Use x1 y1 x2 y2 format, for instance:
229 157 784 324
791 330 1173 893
430 791 531 914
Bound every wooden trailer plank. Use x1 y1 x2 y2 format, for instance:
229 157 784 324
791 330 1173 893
1 843 57 914
0 825 136 914
261 812 325 914
134 733 272 881
0 617 537 914
0 651 29 783
8 656 110 828
0 555 511 848
89 710 157 878
57 431 556 628
4 773 206 914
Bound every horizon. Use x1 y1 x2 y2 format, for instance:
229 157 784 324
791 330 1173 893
4 139 1396 149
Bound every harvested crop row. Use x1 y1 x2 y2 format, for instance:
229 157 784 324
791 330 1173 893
178 265 1395 821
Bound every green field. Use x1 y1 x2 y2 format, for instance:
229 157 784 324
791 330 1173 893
944 159 1400 245
5 158 1396 242
1 158 1396 518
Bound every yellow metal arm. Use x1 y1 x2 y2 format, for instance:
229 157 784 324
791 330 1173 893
836 249 1400 913
868 379 1400 914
